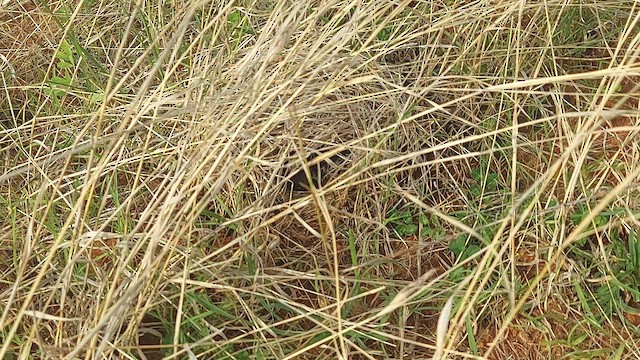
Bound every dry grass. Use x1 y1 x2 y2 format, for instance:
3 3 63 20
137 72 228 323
1 0 640 359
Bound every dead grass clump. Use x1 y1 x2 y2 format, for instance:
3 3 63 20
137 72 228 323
2 0 640 359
